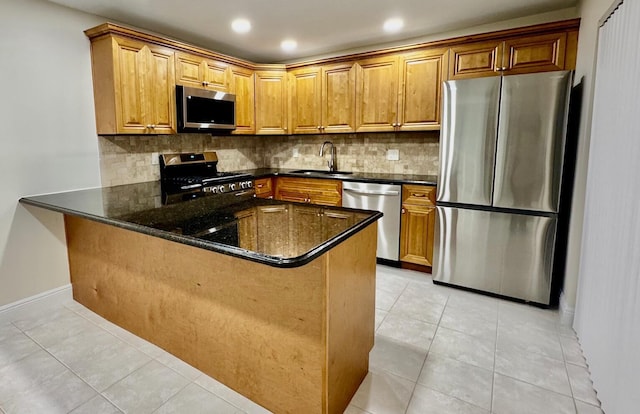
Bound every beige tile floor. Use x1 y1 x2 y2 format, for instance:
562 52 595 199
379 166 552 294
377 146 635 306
0 265 602 414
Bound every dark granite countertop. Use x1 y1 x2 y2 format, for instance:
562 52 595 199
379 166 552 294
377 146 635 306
20 181 382 268
236 168 438 186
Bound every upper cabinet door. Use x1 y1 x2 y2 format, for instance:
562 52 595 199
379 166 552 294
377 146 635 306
503 32 567 75
493 71 572 213
397 49 448 131
437 77 501 206
355 57 398 132
113 37 147 133
229 65 255 134
289 67 322 134
112 37 176 134
321 63 356 133
448 40 504 80
255 70 288 134
176 52 229 91
145 44 176 134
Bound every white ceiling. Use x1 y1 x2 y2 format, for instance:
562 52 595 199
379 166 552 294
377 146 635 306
47 0 577 63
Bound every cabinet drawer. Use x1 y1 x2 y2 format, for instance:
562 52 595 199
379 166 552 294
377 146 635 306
254 177 273 198
402 185 436 206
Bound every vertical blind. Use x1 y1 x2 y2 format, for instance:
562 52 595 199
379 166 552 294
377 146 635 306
574 0 640 412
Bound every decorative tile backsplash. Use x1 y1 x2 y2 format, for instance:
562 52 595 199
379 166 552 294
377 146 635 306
98 132 440 187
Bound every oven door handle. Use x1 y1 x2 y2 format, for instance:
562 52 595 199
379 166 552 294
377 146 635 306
191 220 238 238
235 190 254 197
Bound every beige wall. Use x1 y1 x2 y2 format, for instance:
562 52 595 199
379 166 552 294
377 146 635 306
560 0 614 315
0 0 103 307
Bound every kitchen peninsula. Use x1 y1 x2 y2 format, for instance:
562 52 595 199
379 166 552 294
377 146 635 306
20 181 382 414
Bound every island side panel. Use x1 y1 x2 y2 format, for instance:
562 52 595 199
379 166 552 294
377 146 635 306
324 223 377 414
64 215 325 414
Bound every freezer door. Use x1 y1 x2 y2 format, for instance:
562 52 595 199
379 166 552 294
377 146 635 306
493 71 572 213
437 77 501 206
433 206 557 304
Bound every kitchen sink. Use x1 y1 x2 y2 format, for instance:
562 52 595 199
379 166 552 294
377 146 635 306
289 169 354 178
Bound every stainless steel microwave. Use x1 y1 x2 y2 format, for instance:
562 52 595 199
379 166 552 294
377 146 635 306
176 85 236 132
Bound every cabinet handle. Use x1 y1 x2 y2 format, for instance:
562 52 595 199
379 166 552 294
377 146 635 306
146 124 151 129
402 208 406 214
151 124 156 129
411 193 426 197
317 126 321 130
202 81 209 86
257 184 264 188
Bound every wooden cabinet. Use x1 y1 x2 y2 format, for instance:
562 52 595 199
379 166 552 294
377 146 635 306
254 177 274 199
229 65 256 134
400 184 437 267
175 52 229 91
449 32 573 79
355 56 399 132
274 177 342 206
255 70 288 134
397 48 448 131
503 32 567 75
355 49 447 132
89 35 176 134
448 40 504 79
289 63 356 134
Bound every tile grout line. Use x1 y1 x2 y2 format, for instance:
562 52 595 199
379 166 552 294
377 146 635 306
401 289 450 414
11 325 100 413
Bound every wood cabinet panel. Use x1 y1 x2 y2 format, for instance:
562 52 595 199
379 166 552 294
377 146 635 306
448 40 503 80
289 63 356 134
146 45 176 134
101 36 176 134
400 185 436 267
274 177 342 207
289 67 322 134
503 32 567 74
255 70 288 134
176 52 229 91
355 57 398 132
322 63 356 133
398 49 448 131
254 177 273 199
229 65 255 134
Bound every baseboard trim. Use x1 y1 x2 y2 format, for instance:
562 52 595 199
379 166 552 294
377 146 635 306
559 291 575 326
0 284 72 315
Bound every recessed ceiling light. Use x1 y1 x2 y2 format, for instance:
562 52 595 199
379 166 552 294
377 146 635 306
383 18 404 33
281 39 297 52
231 18 251 34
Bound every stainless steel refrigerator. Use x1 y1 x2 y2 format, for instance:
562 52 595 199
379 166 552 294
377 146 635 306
433 71 572 305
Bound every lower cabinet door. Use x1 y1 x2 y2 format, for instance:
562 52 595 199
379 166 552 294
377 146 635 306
399 203 436 266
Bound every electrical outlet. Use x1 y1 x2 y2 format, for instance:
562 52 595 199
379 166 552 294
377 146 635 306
151 152 160 165
293 148 300 158
387 149 399 161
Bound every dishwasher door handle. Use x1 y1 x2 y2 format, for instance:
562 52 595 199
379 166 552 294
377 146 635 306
343 188 400 196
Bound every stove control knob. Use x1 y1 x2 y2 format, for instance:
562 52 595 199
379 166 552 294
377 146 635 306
230 183 236 191
218 185 225 193
239 182 246 189
210 186 218 194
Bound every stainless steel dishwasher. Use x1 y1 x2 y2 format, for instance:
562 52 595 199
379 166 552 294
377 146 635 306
342 182 401 261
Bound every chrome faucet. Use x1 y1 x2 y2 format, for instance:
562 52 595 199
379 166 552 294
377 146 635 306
319 141 337 172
